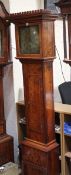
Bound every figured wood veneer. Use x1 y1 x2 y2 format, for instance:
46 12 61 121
8 9 59 175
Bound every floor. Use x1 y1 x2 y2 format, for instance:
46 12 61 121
0 162 21 175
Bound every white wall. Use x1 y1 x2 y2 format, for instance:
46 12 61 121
3 64 18 163
54 19 70 102
10 0 42 13
1 0 10 12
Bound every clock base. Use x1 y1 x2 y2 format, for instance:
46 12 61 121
21 139 60 175
0 134 14 166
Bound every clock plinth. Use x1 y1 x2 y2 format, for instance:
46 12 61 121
8 9 59 174
22 139 59 175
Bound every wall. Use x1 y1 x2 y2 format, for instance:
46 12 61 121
3 64 18 163
54 19 70 102
1 0 10 11
9 0 42 13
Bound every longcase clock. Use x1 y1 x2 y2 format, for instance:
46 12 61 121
55 0 71 66
0 1 14 165
8 9 60 175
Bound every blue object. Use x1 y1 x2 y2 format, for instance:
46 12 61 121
64 122 71 135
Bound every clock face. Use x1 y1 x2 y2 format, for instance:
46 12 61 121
19 25 40 54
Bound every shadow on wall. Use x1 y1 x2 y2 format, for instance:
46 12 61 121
3 63 18 162
54 86 62 103
1 0 10 12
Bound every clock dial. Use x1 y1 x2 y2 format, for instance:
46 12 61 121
19 25 40 54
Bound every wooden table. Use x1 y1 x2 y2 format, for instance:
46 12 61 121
54 102 71 115
54 102 71 175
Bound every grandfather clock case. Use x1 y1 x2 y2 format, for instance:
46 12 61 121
8 9 59 175
0 2 14 165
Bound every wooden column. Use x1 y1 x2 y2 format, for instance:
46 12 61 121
0 68 6 135
22 59 55 143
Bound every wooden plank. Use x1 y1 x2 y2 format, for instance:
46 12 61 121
54 102 71 115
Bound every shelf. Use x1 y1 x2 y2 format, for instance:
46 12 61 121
16 101 24 105
65 152 71 159
54 102 71 175
64 133 71 137
63 59 71 66
55 130 61 134
54 103 71 115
